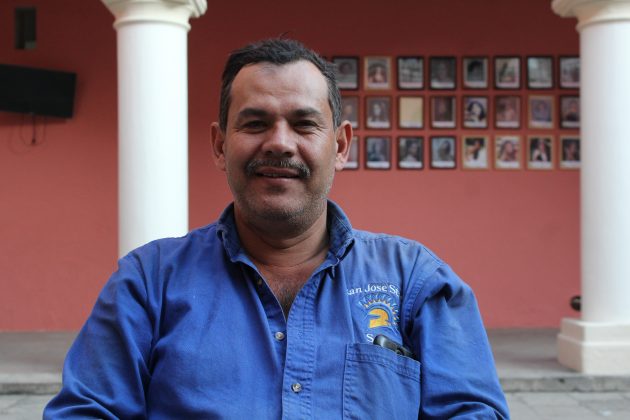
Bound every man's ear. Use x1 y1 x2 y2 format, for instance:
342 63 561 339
210 122 226 171
334 121 353 171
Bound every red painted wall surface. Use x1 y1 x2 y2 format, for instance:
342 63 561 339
0 0 580 330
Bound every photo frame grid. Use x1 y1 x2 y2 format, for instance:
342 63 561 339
329 52 581 173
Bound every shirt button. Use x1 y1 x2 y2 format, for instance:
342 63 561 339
291 383 302 393
274 331 285 341
256 277 263 287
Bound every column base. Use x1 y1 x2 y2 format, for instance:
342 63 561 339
558 318 630 374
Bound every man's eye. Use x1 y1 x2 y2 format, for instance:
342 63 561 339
242 121 266 130
295 120 318 130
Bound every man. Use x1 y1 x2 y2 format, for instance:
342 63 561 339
45 39 509 419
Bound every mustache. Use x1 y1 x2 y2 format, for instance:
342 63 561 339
245 158 311 179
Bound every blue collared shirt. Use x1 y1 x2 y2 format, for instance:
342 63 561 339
45 202 509 419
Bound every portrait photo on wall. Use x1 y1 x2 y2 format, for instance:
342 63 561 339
527 136 554 170
494 56 521 89
463 96 488 128
332 57 359 90
462 136 489 169
365 136 391 169
527 56 554 89
398 96 423 129
344 136 360 170
463 57 488 89
365 96 391 129
341 96 359 128
364 56 392 90
430 136 456 169
560 136 581 169
397 56 424 89
559 56 580 89
560 95 580 128
528 95 554 129
429 57 456 89
398 136 424 169
495 95 521 128
495 135 522 169
431 96 456 128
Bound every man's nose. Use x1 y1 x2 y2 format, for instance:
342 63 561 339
262 122 297 157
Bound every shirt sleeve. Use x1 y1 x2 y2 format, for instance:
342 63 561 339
44 254 153 419
406 263 510 419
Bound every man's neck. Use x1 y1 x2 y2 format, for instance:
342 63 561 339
233 206 330 269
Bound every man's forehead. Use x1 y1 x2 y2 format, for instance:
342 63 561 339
232 60 326 89
228 60 330 115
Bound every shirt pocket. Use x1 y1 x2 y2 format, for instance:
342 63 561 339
343 343 421 420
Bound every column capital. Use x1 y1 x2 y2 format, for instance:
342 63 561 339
553 0 630 30
101 0 207 30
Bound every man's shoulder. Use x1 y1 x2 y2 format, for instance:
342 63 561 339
352 229 436 254
126 222 221 261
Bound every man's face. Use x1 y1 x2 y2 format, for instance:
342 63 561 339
212 60 351 224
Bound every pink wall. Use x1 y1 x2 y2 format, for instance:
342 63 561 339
0 0 580 330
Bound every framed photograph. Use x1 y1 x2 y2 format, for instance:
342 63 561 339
332 57 359 90
527 56 554 89
341 96 359 128
560 136 581 169
429 57 456 89
463 96 488 128
365 96 391 129
559 56 580 89
364 56 392 90
462 136 489 169
463 57 488 89
397 56 424 89
527 136 554 170
495 95 521 128
560 95 580 128
398 136 424 169
365 136 391 169
494 56 521 89
495 135 522 169
398 96 423 129
344 136 360 170
430 136 456 169
528 95 554 129
431 96 456 128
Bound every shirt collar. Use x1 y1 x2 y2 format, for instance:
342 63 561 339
216 201 355 264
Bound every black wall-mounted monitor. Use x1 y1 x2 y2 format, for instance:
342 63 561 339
0 64 76 118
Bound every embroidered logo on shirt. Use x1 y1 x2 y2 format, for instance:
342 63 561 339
358 293 400 331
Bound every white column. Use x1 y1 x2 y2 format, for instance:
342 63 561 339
553 0 630 374
101 0 207 256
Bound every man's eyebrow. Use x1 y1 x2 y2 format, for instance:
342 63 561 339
236 108 269 121
291 107 325 120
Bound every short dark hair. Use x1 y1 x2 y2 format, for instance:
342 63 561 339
218 39 341 131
